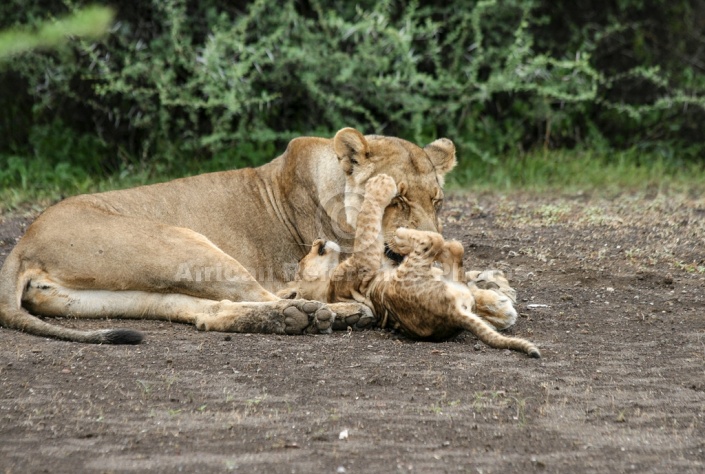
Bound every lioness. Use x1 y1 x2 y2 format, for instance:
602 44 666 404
0 128 456 343
280 174 540 358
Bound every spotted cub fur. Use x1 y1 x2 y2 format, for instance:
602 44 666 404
281 174 540 358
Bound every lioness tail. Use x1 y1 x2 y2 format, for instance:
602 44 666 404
0 247 143 344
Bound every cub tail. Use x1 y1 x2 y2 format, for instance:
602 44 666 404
456 300 540 358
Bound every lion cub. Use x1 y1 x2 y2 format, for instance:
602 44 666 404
282 174 540 358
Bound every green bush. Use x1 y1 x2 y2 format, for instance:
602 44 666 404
1 0 704 181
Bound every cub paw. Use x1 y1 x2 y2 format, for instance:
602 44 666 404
469 269 517 304
365 174 397 205
392 227 414 255
468 286 518 330
395 228 443 258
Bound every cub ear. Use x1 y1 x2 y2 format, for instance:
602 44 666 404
276 288 300 299
334 127 370 175
424 138 457 182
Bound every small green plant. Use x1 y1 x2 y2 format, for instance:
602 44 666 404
136 380 151 399
511 397 529 426
615 410 627 423
245 395 267 413
676 262 705 274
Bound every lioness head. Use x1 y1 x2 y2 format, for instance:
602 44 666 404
333 128 456 263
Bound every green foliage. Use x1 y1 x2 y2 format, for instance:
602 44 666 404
0 120 107 208
0 5 114 59
448 148 705 195
0 0 704 184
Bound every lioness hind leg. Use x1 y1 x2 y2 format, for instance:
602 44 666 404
23 273 336 336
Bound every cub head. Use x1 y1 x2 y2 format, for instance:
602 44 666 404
277 239 340 301
333 127 456 263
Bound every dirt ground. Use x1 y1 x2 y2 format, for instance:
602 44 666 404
1 190 704 473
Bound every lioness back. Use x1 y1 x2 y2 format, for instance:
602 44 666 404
0 128 460 343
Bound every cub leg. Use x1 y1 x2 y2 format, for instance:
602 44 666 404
466 269 517 304
435 240 467 283
331 174 397 295
329 302 377 331
467 286 518 330
465 270 518 330
392 228 445 280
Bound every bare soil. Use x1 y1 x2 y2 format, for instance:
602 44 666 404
1 190 704 473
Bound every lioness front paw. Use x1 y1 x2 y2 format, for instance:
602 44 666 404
329 302 376 331
283 300 336 335
194 300 335 335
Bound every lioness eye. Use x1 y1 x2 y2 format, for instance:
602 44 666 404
433 199 443 211
393 196 407 209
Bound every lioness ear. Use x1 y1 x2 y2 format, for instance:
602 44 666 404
425 138 457 183
334 127 370 175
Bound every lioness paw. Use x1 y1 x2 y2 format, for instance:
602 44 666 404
194 300 335 335
329 302 376 331
283 300 336 335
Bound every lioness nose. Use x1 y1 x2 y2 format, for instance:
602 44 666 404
416 215 439 233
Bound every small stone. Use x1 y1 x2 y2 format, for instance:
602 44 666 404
474 344 482 351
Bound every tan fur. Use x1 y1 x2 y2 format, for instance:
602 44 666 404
0 128 456 343
284 175 540 358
